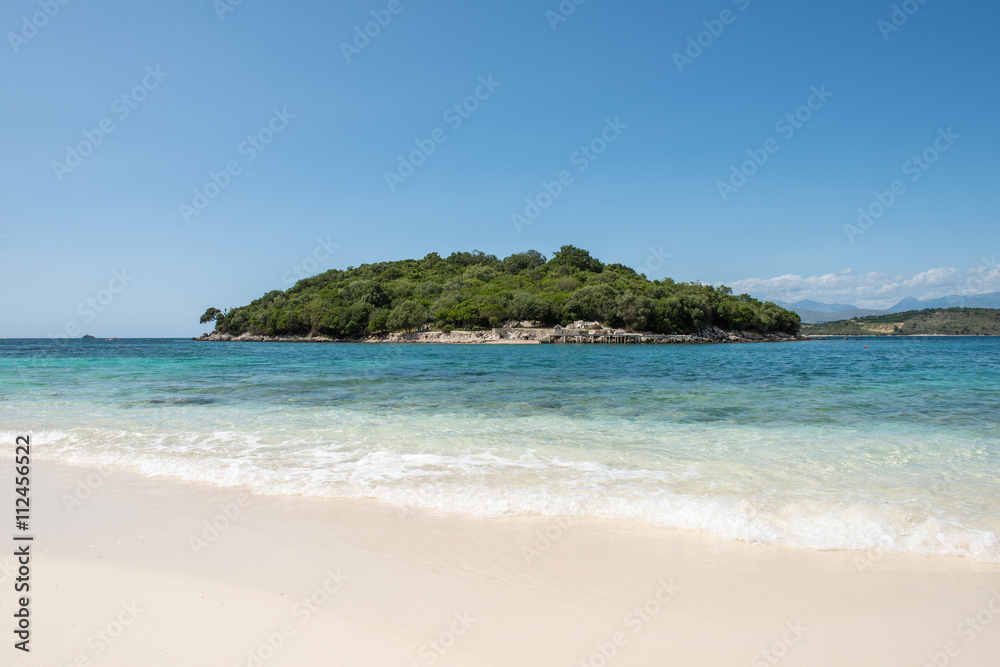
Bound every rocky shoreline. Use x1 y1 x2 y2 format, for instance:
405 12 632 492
194 327 801 345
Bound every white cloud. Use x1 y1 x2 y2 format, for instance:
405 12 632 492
728 259 1000 308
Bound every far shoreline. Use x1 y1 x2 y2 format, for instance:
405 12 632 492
193 327 805 346
801 333 1000 338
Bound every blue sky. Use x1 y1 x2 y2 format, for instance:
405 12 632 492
1 0 998 336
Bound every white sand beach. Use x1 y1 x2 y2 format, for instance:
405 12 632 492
13 461 1000 666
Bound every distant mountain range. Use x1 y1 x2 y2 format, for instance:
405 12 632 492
801 308 1000 336
773 292 1000 323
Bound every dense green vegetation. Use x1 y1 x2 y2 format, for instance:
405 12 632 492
201 246 801 337
802 308 1000 336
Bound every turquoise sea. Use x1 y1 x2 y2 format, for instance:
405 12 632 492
2 337 999 561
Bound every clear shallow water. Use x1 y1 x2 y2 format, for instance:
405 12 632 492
2 337 999 561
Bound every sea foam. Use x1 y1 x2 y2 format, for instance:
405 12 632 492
9 427 999 563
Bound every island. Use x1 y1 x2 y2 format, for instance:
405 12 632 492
197 246 802 344
801 307 1000 336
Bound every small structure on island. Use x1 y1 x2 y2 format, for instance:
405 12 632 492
546 322 658 345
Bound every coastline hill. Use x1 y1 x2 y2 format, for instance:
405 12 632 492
777 291 1000 323
201 246 801 338
801 308 1000 336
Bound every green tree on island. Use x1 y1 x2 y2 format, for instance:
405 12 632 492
202 246 800 338
200 307 225 327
